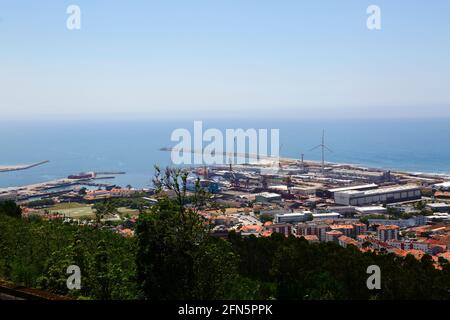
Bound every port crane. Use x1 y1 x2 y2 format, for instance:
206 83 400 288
160 130 333 174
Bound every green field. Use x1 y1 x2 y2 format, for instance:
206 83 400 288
49 204 95 219
46 203 139 219
117 207 139 217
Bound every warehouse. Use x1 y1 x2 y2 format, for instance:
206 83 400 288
275 212 312 224
432 181 450 191
255 192 282 203
275 212 341 224
426 202 450 212
355 206 387 215
334 185 421 206
327 183 378 197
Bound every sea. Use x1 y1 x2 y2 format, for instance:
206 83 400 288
1 118 450 188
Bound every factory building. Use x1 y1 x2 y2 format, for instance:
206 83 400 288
355 206 387 215
327 183 378 197
186 178 221 193
326 206 356 215
269 185 317 196
326 169 392 184
275 212 340 224
275 211 312 224
312 212 341 220
255 192 282 203
334 185 421 206
426 203 450 213
432 181 450 191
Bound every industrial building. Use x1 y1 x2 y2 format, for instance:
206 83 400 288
255 192 282 203
355 206 387 215
326 206 356 215
327 183 378 196
334 185 421 206
432 181 450 191
269 185 317 196
312 212 341 220
186 178 220 193
326 169 393 184
426 203 450 213
275 212 312 224
275 212 340 224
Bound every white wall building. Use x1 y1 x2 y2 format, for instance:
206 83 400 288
334 185 421 206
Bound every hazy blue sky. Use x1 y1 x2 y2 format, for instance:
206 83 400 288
0 0 449 119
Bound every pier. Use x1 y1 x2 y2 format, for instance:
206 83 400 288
0 160 49 172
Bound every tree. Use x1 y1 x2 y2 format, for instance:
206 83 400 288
136 166 242 300
93 201 117 224
0 200 22 218
259 213 273 224
414 201 426 210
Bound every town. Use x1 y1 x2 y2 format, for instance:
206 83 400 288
3 155 450 268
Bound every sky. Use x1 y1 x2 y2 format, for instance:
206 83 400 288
0 0 449 120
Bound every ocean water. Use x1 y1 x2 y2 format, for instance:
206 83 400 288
1 118 450 188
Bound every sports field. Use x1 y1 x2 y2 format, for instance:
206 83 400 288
46 203 139 219
48 203 95 219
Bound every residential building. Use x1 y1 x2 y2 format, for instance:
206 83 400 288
267 223 292 236
325 230 343 243
338 235 359 248
330 224 354 237
300 235 319 243
353 223 368 236
377 225 399 242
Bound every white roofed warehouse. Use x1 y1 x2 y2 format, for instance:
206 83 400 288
334 185 421 206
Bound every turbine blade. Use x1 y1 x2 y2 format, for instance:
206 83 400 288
309 145 322 152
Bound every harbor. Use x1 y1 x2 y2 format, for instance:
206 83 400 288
0 171 125 202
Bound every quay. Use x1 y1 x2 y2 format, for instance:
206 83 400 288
0 171 120 201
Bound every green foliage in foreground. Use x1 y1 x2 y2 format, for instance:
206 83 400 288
0 200 22 218
0 211 139 299
229 232 450 300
